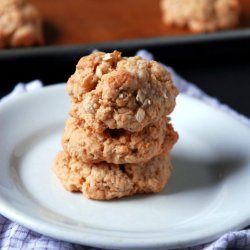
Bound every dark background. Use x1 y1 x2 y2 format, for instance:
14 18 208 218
0 37 249 117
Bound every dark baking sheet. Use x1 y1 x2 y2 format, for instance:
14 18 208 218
0 34 249 118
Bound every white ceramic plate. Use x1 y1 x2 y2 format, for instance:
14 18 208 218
0 84 250 250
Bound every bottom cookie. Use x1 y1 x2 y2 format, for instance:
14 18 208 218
53 151 172 200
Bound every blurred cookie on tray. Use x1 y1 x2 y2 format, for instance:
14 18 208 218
0 0 44 48
160 0 241 32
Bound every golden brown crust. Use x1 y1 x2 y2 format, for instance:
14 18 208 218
62 116 178 164
67 51 178 132
53 151 172 200
160 0 240 32
0 0 44 48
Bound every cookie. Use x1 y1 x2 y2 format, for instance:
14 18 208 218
0 0 44 48
67 51 178 132
160 0 240 32
53 151 172 200
62 116 178 164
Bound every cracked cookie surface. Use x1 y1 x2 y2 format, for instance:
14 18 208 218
0 0 44 48
62 116 178 164
160 0 240 32
53 151 172 200
67 51 178 132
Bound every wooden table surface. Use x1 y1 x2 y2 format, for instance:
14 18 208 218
28 0 250 45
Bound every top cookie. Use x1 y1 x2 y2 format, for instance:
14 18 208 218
67 51 178 132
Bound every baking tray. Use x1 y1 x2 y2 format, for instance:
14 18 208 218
0 34 249 119
27 0 250 46
1 0 250 57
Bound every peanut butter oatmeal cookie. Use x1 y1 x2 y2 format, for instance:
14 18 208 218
160 0 240 32
67 51 178 132
53 51 179 200
53 151 172 200
0 0 43 48
62 116 178 164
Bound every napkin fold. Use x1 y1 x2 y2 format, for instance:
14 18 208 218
0 80 43 103
0 50 249 250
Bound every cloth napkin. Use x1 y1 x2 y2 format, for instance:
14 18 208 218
0 50 249 250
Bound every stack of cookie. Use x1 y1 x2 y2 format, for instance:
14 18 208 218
53 51 179 200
